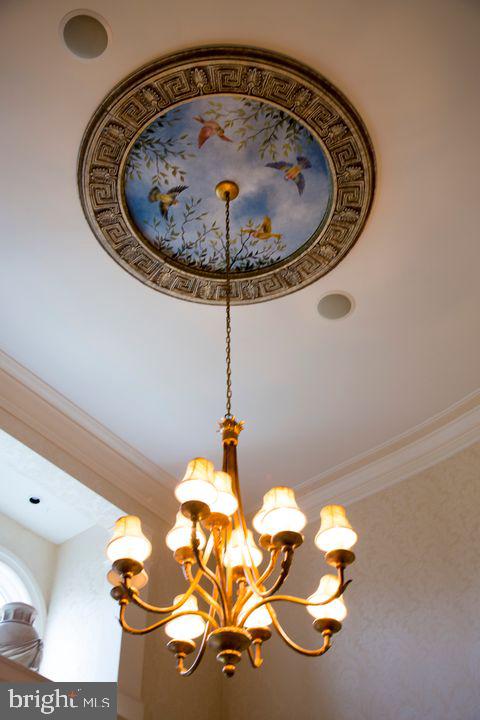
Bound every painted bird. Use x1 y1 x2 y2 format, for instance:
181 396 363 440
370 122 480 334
194 116 232 148
265 156 312 195
241 216 282 241
148 185 188 219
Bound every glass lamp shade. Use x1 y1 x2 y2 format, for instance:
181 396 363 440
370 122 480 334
164 595 205 640
306 574 347 622
174 457 217 507
166 511 206 552
239 593 272 629
257 487 306 535
107 567 149 590
106 515 152 563
210 471 238 516
223 528 263 568
314 505 358 552
252 490 276 534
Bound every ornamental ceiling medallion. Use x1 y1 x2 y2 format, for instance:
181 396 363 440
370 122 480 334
78 46 375 304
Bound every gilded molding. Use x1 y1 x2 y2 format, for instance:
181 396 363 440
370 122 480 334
78 46 375 304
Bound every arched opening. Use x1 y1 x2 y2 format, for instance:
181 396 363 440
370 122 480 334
0 547 46 635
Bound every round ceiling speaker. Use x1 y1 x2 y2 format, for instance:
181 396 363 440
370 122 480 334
317 292 354 320
61 12 109 59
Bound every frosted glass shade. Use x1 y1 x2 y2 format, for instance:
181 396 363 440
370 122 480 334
257 487 306 535
210 471 238 516
315 505 358 552
107 567 149 590
166 511 206 552
164 595 205 640
223 528 262 568
106 515 152 563
239 593 272 629
306 574 347 621
253 490 276 534
175 457 217 507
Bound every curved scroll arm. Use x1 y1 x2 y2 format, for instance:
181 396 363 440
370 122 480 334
238 577 352 628
241 547 294 600
119 603 218 635
270 609 332 657
231 548 280 622
179 588 219 677
191 523 228 625
126 566 205 615
183 562 222 617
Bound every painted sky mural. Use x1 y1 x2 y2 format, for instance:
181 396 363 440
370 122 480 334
124 96 333 273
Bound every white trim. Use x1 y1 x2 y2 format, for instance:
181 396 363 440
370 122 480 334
1 349 480 524
0 350 177 525
0 547 47 636
297 389 480 517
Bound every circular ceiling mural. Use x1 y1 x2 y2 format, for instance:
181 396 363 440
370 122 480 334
124 96 332 274
79 46 375 304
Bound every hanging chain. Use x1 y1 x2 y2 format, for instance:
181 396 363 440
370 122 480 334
224 194 232 418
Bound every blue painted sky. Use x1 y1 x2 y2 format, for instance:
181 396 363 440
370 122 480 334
124 96 332 273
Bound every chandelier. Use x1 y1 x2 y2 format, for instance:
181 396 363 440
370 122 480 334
106 181 357 678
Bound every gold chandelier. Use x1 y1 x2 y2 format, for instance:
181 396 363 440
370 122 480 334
106 181 357 678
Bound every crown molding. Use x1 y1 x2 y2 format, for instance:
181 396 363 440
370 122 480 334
2 349 479 525
0 350 177 525
296 389 480 518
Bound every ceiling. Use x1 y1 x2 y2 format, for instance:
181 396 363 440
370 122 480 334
0 0 479 510
0 429 121 544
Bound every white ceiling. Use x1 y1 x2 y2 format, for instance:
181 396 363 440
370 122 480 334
0 0 479 510
0 429 122 544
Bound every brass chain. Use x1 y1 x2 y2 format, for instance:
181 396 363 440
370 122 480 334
224 194 232 418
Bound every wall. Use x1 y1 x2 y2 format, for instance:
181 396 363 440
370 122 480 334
40 524 121 682
0 510 57 614
221 442 480 720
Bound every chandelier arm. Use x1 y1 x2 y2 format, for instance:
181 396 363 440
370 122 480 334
238 578 352 628
183 562 222 617
269 610 332 657
231 577 248 624
118 603 218 635
125 569 205 615
240 547 294 600
179 587 219 677
211 526 230 624
191 523 228 624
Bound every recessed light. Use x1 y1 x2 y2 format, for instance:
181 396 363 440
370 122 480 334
61 12 109 59
317 292 354 320
29 497 41 505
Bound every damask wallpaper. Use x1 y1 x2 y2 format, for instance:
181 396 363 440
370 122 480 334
221 441 480 720
142 441 480 720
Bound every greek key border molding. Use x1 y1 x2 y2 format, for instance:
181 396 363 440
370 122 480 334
78 46 376 304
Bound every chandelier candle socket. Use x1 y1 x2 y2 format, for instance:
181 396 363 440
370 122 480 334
105 182 358 678
107 567 149 591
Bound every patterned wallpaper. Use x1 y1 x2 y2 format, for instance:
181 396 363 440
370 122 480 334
142 442 480 720
221 441 480 720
